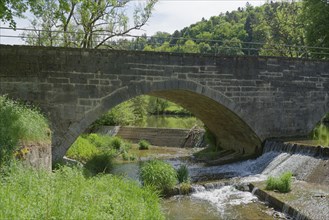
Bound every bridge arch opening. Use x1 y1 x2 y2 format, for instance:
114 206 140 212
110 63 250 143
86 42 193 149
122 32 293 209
53 80 261 162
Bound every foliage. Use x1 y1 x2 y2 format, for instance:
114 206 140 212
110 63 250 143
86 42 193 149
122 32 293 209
24 0 158 48
176 164 190 183
303 0 329 58
147 96 170 114
138 139 150 150
110 136 123 150
0 0 29 28
84 152 114 174
0 164 164 219
121 152 136 161
265 171 293 193
66 136 99 162
179 182 191 195
140 160 177 195
313 124 329 146
0 95 50 166
66 134 132 164
139 1 328 59
85 133 113 149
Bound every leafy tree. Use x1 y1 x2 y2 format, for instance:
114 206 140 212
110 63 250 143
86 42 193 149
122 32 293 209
0 0 29 28
259 1 305 57
303 0 329 58
24 0 157 48
147 96 169 114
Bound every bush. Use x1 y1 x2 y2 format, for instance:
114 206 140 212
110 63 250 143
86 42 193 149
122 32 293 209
265 172 293 193
180 182 191 195
111 136 123 150
138 139 150 150
122 152 136 161
0 96 50 166
0 164 164 219
85 133 113 149
140 160 177 195
66 137 99 162
84 152 114 174
177 164 190 183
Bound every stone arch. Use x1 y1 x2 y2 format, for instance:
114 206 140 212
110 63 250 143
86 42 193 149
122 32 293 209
52 79 262 162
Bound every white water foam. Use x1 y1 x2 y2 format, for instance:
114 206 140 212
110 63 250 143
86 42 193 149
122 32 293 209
191 185 258 215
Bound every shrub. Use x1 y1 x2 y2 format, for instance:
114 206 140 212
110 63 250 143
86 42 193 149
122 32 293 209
177 164 190 183
180 182 191 195
265 172 293 193
66 137 99 162
138 139 150 150
140 160 177 195
0 164 164 219
0 96 50 166
85 133 112 149
84 152 114 174
111 136 123 150
122 152 136 161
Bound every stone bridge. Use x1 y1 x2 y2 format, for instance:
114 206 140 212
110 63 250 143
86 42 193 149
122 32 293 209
1 45 329 163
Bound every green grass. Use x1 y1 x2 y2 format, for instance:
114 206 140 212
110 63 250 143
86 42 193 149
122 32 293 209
313 124 329 147
177 164 190 183
138 139 150 150
265 172 293 193
84 153 114 174
0 95 50 166
66 136 100 162
0 164 164 219
140 160 177 195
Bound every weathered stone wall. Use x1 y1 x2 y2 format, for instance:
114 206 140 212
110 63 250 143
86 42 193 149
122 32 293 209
1 45 329 162
17 144 52 171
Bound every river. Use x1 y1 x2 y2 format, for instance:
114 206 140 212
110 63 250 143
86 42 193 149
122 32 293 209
110 145 294 219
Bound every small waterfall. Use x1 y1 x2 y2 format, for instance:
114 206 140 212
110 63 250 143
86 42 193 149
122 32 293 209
190 140 328 183
251 186 258 195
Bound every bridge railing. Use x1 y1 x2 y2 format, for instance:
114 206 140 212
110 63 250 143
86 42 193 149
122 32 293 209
1 26 329 59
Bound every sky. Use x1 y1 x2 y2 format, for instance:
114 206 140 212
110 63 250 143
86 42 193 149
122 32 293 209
0 0 266 45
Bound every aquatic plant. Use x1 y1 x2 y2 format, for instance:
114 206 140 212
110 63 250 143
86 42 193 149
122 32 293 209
140 160 177 195
84 152 115 174
313 124 329 147
265 171 292 193
177 164 190 183
138 139 150 150
0 164 164 219
179 182 191 195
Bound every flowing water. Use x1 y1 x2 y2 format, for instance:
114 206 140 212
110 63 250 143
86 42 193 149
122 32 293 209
111 141 328 219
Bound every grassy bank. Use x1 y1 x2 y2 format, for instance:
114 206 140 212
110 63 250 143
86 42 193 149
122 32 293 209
0 95 50 166
0 164 164 219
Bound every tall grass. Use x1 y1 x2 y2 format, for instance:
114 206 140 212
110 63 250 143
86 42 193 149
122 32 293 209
66 136 100 162
265 172 293 193
0 96 50 165
177 164 190 183
138 139 150 150
313 124 329 146
0 164 164 219
140 160 177 195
